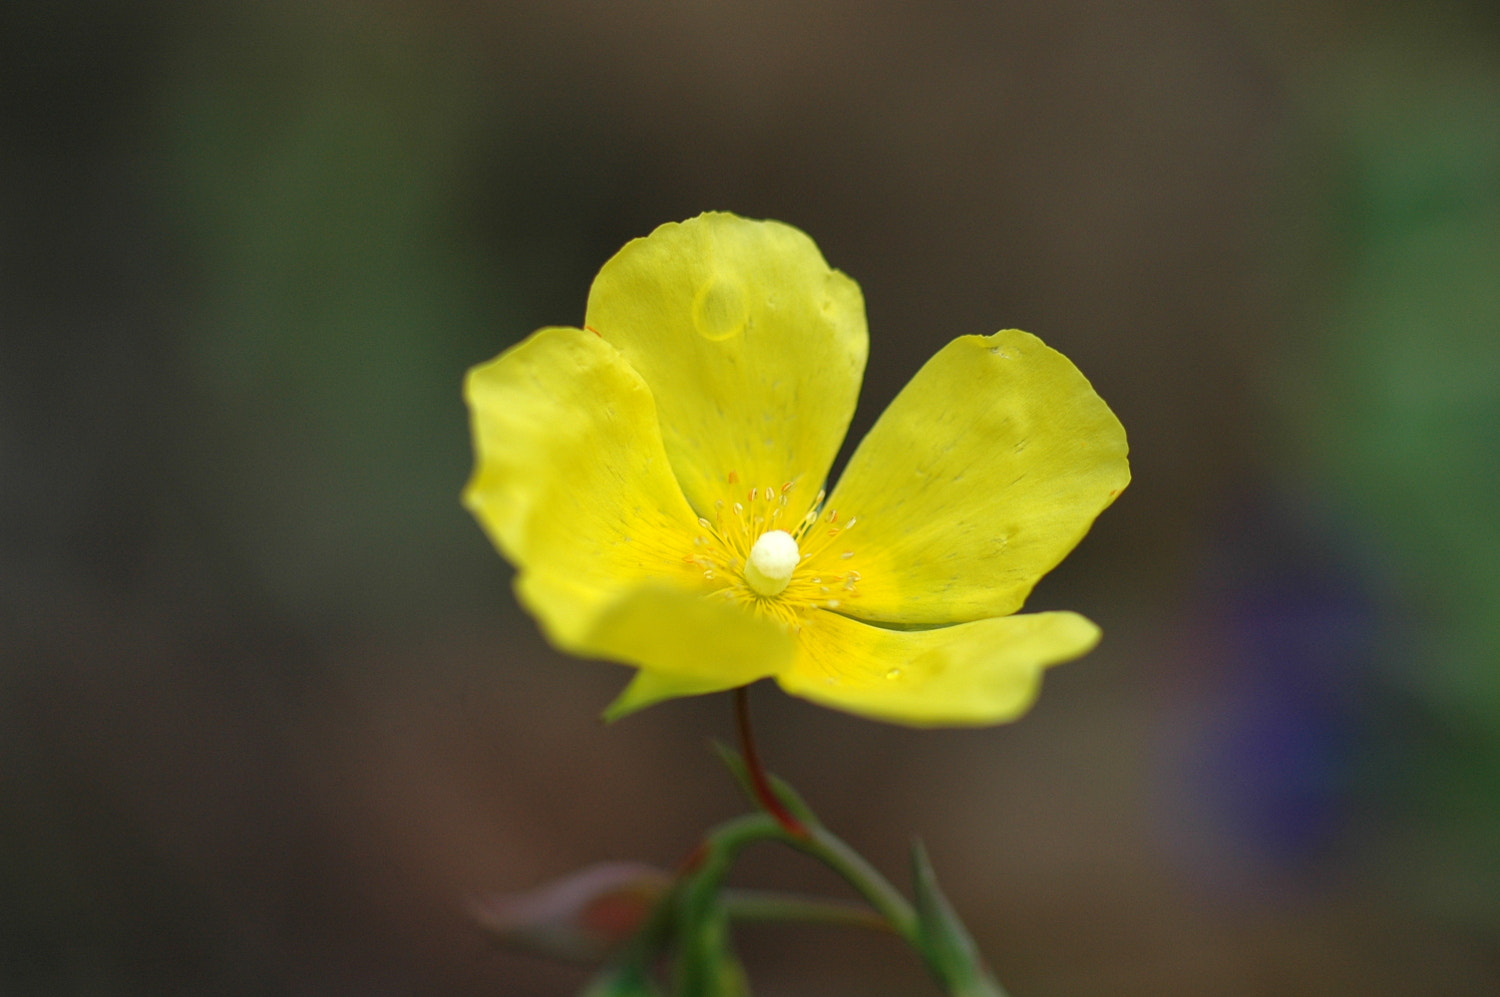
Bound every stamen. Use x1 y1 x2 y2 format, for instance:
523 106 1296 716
690 476 866 621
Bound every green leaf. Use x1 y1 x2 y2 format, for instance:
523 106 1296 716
910 841 1010 997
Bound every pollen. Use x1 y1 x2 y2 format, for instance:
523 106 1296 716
744 530 799 597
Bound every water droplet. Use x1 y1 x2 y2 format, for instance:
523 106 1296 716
885 668 902 680
692 273 749 341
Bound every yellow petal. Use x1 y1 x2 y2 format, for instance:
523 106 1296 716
584 212 867 516
818 330 1129 624
462 326 708 649
587 587 795 721
777 610 1101 727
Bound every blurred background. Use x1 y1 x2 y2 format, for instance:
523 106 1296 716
4 1 1499 993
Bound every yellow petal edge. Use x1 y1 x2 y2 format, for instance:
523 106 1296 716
463 214 1128 727
823 329 1129 625
586 212 868 516
779 610 1101 727
463 325 790 688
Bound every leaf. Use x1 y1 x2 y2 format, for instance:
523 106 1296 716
910 841 1010 997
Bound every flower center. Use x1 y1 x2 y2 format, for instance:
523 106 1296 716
744 529 799 597
681 474 863 631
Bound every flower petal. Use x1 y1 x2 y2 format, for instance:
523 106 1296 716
819 330 1129 624
585 212 867 516
588 587 795 721
777 610 1101 727
462 326 709 649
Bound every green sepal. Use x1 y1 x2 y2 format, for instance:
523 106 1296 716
710 741 821 830
910 841 1009 997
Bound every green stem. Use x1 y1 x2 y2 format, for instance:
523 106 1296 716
687 814 919 948
587 808 1007 997
721 889 892 933
785 824 920 940
584 696 1010 995
722 692 1005 995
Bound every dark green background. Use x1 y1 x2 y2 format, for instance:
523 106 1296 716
4 1 1499 993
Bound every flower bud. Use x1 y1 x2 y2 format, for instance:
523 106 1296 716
472 861 670 963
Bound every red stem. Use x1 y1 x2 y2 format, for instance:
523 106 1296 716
734 687 808 838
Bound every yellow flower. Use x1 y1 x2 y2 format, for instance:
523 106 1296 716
463 212 1129 727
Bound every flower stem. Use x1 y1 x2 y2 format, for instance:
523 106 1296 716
685 814 919 952
733 687 807 838
720 889 893 933
584 698 1012 995
785 824 920 940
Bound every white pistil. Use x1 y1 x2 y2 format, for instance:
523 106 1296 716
744 529 800 598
